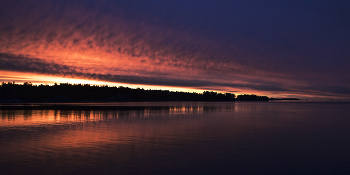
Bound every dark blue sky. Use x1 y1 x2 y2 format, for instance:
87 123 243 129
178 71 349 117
0 0 349 100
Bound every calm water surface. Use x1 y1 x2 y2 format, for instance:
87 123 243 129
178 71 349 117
1 102 350 175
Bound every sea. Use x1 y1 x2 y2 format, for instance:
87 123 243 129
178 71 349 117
0 101 350 175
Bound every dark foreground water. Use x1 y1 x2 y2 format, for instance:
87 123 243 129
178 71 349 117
1 102 350 175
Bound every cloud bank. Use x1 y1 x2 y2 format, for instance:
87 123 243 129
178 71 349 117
0 0 350 99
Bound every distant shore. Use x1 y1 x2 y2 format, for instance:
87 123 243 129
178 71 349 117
0 82 299 103
269 98 300 100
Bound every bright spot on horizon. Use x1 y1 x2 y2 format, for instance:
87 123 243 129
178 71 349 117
0 70 206 93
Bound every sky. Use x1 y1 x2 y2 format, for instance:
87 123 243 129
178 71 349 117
0 0 350 100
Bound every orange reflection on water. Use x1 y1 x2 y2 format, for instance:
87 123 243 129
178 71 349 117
0 110 96 128
0 106 207 128
0 103 240 153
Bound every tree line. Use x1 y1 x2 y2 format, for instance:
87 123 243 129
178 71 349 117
0 82 270 102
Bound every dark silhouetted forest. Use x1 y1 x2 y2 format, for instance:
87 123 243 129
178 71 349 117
0 82 271 102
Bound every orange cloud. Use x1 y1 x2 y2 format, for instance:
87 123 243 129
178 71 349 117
1 1 350 100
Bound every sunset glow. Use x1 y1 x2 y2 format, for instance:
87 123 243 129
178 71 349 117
1 1 350 100
0 70 206 93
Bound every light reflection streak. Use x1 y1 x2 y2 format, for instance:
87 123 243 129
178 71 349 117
0 106 214 129
0 103 237 151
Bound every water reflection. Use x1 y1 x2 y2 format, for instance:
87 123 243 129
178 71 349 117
1 102 350 175
0 102 236 129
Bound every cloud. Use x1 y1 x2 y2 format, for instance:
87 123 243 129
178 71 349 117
0 0 350 99
1 52 350 99
0 52 269 89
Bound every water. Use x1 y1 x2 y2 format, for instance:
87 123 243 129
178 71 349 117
1 102 350 175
